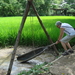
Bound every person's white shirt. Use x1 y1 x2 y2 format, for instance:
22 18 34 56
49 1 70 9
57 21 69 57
60 23 75 36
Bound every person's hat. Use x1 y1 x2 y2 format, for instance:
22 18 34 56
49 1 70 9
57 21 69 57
55 21 62 26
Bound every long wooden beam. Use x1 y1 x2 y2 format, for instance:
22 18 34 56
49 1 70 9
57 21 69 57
30 2 59 55
6 1 32 75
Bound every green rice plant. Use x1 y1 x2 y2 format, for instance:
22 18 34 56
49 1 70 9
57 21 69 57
0 16 75 48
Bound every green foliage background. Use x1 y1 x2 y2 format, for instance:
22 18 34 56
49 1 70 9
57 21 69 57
0 0 75 16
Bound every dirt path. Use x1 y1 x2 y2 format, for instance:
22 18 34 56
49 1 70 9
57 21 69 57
49 51 75 75
46 46 75 75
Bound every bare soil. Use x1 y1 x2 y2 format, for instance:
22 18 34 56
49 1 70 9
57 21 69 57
1 46 75 75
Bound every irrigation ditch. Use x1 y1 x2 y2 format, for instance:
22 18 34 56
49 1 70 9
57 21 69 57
0 46 56 75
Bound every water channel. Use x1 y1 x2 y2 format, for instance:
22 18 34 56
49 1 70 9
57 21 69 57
0 46 56 75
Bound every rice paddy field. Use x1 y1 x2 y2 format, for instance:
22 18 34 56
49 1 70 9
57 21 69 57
0 16 75 49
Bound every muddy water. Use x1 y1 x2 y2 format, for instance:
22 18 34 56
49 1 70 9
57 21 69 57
0 47 56 75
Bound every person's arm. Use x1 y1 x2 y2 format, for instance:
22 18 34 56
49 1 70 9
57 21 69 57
58 28 64 40
56 28 65 44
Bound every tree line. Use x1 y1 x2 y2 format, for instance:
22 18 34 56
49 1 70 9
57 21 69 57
0 0 75 16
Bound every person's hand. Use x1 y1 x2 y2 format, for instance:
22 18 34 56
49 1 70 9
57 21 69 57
55 40 60 44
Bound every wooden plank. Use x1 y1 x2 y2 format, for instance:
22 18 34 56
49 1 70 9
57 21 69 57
17 43 56 63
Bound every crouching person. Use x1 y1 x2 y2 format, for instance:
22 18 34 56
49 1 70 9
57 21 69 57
55 21 75 56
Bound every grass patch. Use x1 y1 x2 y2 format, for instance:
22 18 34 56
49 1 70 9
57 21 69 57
18 62 49 75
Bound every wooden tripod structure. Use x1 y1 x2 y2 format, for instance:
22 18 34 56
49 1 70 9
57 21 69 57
7 0 59 75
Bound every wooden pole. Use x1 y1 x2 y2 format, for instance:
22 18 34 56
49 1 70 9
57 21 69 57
30 2 59 55
6 1 32 75
7 0 58 74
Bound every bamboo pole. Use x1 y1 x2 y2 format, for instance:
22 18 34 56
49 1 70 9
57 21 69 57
6 1 32 75
30 2 59 55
